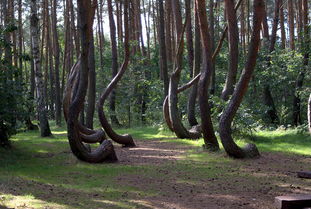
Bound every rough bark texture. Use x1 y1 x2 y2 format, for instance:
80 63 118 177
219 0 264 158
221 0 239 101
30 0 52 137
195 0 219 150
98 0 135 147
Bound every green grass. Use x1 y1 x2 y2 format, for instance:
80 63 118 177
0 123 310 208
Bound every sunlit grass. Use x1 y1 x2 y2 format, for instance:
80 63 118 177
0 122 310 208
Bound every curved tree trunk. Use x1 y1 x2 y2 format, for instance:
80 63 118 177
187 11 201 127
219 0 264 158
168 0 192 139
30 0 52 137
195 0 219 150
66 0 117 163
221 0 239 101
98 0 135 147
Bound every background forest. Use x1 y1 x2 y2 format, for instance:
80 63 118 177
0 0 310 150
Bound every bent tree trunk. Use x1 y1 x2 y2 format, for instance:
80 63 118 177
98 0 135 147
30 0 52 137
66 0 117 163
168 0 194 139
219 0 264 158
195 0 219 150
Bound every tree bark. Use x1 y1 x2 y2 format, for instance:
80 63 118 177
279 3 286 49
85 37 96 129
51 0 62 127
168 0 199 139
107 0 121 127
219 0 264 158
288 0 295 50
263 0 281 124
30 0 52 137
185 0 194 77
187 10 201 127
66 0 117 163
158 0 169 97
221 0 239 101
195 0 219 150
98 0 135 147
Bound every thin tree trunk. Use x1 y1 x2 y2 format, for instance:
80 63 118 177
158 0 169 97
221 0 239 101
107 0 121 127
30 0 52 137
51 0 62 126
263 0 281 124
185 0 194 77
85 37 96 129
288 0 295 50
187 10 201 127
279 3 286 49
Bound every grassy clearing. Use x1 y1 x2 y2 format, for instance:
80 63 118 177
0 123 310 208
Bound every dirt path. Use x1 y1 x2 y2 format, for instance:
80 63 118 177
114 139 311 209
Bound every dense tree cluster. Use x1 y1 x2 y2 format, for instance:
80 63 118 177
0 0 310 160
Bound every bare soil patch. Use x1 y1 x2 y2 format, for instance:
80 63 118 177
115 139 311 209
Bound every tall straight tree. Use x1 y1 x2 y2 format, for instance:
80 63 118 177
107 0 121 127
51 0 62 127
30 0 52 137
221 0 239 101
85 35 96 129
158 0 169 97
263 0 281 124
187 10 201 127
288 0 295 50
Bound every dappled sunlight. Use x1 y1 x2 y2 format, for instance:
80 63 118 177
0 193 66 209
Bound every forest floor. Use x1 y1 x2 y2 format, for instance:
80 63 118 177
0 123 311 209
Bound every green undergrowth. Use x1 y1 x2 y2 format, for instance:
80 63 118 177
0 122 310 208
